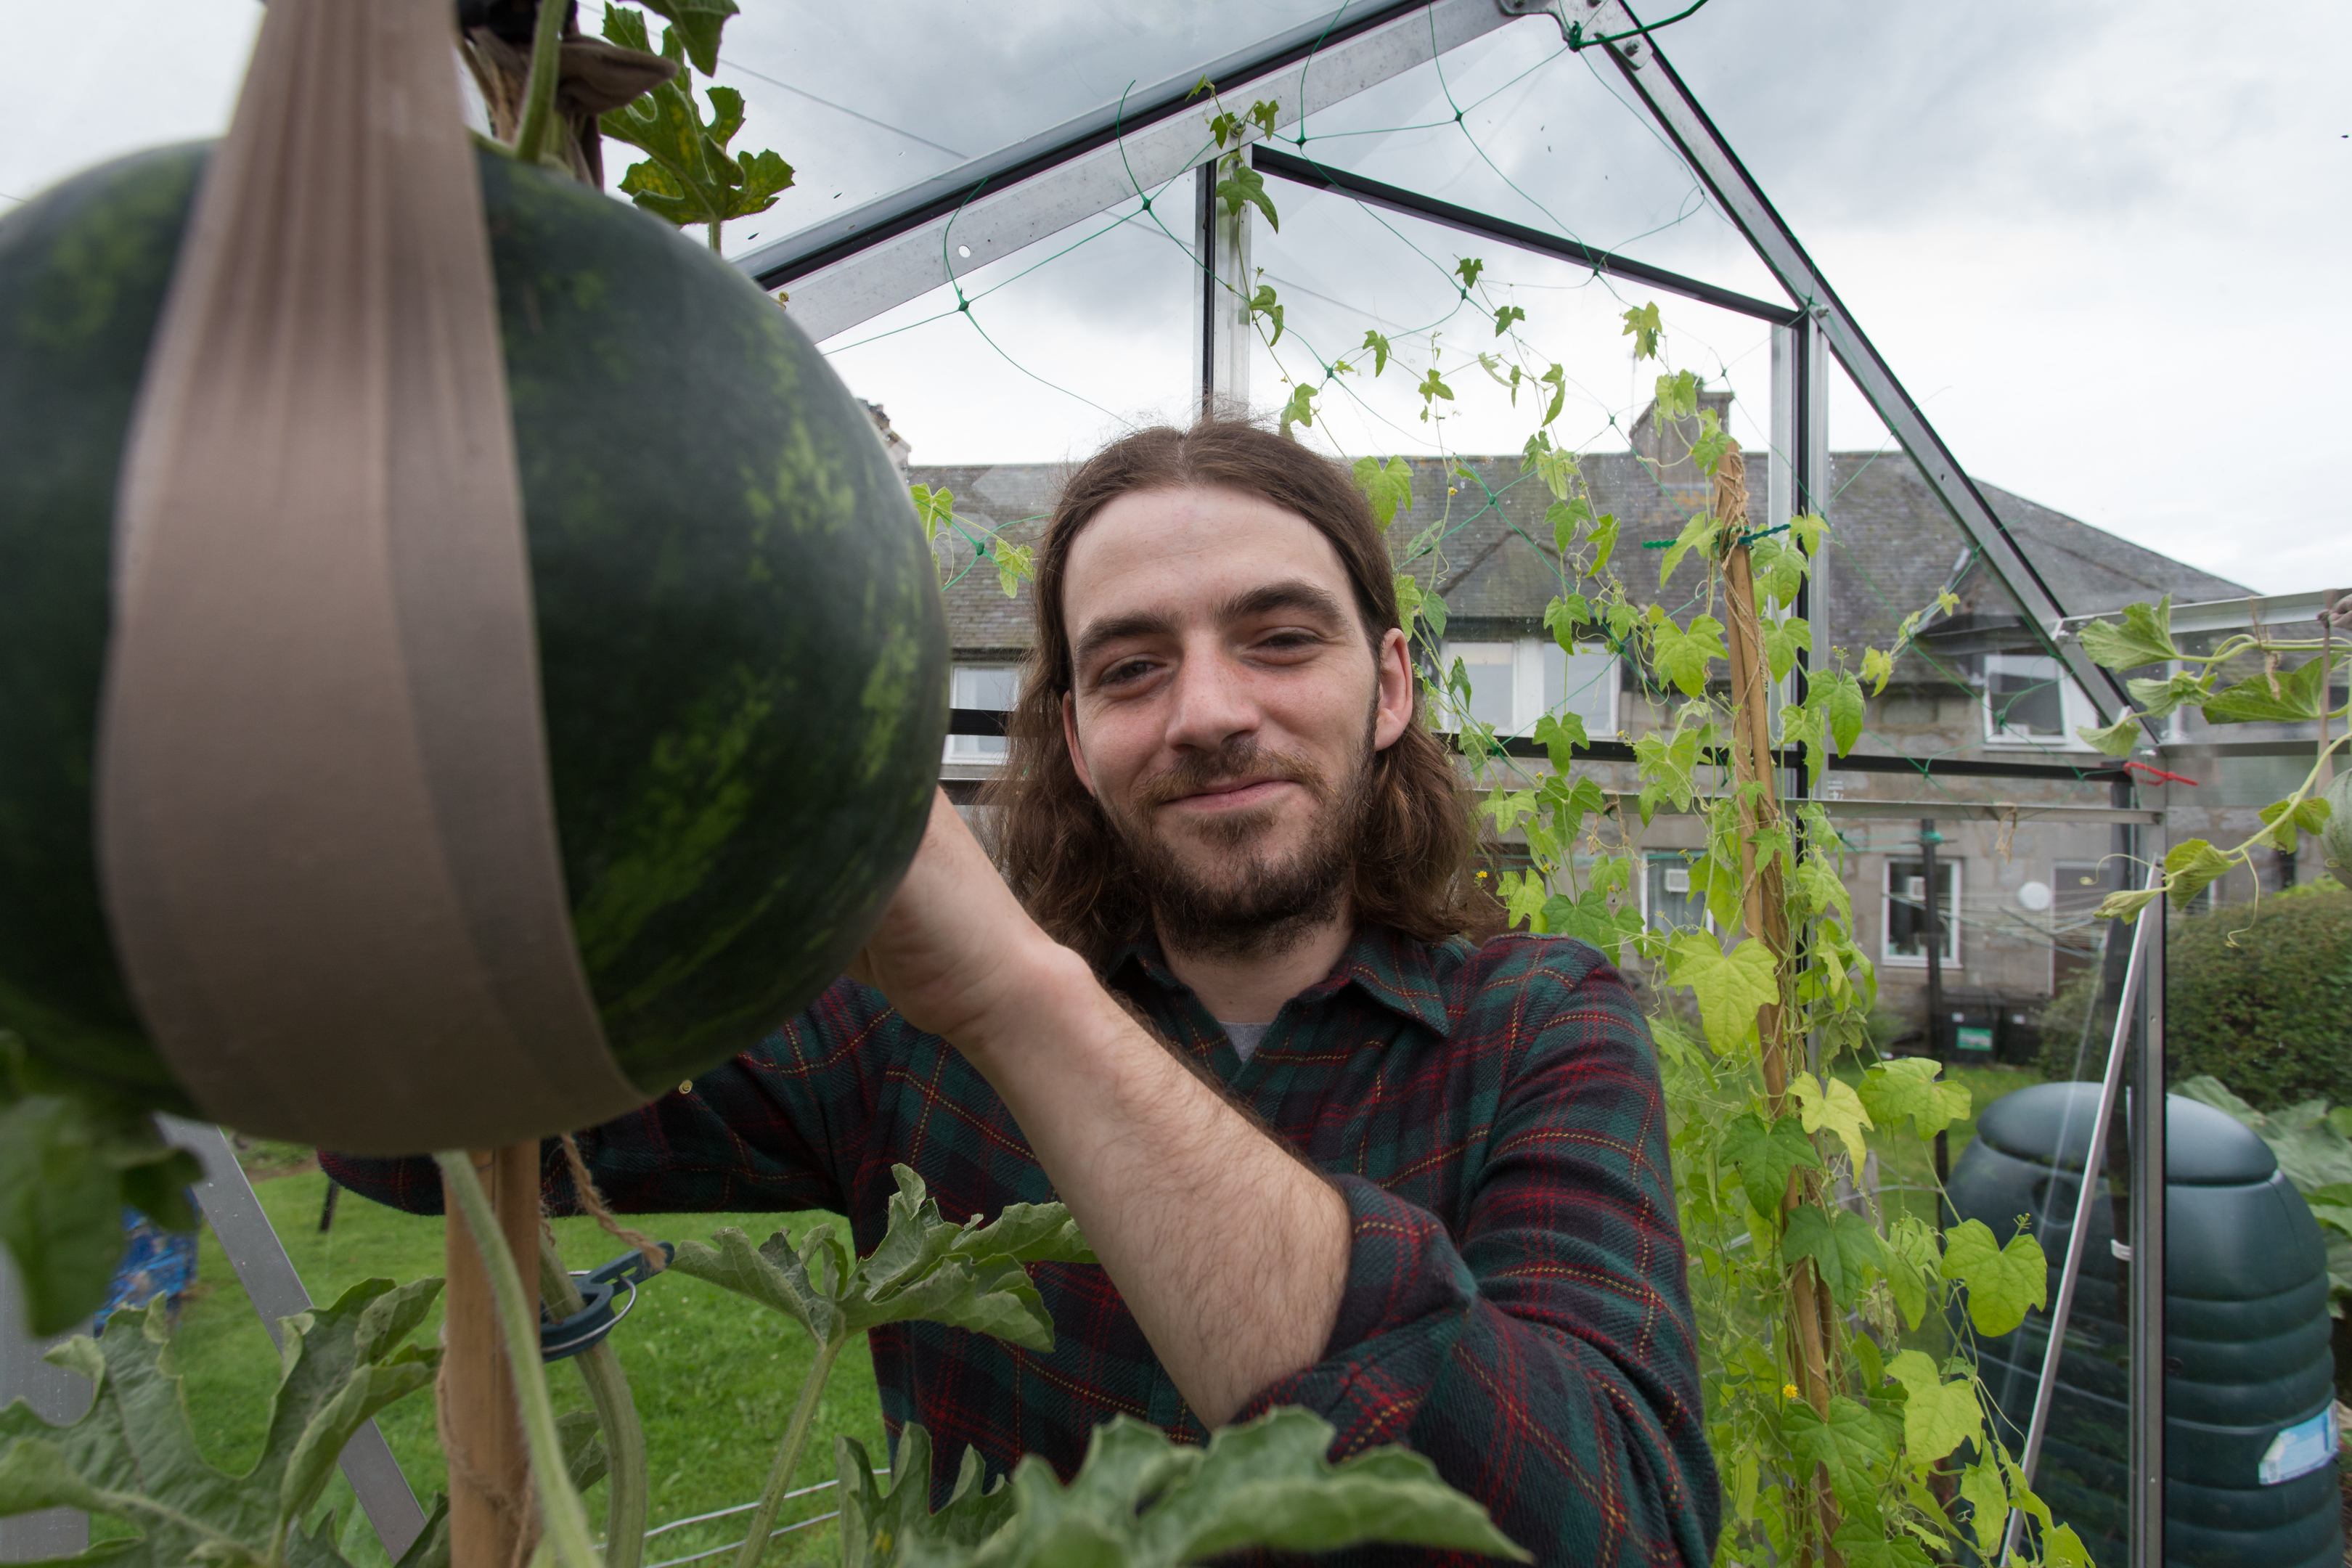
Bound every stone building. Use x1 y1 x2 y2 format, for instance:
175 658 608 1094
910 393 2328 1044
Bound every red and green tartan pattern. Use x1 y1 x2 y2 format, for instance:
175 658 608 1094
324 926 1719 1567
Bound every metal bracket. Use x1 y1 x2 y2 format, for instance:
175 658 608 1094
539 1244 673 1363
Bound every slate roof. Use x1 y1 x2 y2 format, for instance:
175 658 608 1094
912 394 2248 690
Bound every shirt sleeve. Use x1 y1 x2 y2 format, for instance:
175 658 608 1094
1236 956 1718 1568
317 976 898 1218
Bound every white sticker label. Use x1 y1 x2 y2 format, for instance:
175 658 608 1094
2258 1405 2337 1486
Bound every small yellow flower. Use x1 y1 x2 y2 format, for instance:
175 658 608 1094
1783 1384 1802 1401
1447 486 1458 494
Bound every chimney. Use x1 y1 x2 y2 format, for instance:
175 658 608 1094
1628 383 1735 490
861 399 912 485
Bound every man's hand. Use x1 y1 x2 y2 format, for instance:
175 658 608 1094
845 788 1349 1426
846 790 1061 1048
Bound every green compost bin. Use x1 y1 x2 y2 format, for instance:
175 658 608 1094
1947 1082 2341 1568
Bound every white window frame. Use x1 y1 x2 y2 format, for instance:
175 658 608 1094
1880 858 1961 968
1440 637 1619 739
1981 653 2098 748
943 664 1019 762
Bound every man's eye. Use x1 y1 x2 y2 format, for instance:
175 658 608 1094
1098 658 1153 687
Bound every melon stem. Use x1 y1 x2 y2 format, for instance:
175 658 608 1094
513 0 569 167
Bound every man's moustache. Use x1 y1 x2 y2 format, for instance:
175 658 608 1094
1132 746 1328 809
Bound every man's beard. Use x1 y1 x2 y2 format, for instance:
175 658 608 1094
1098 720 1376 962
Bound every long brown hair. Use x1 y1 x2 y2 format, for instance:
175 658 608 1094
981 419 1501 968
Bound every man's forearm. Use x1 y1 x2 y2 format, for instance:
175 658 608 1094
955 942 1349 1427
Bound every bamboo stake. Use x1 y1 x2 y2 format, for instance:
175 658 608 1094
443 1144 542 1568
1717 447 1842 1567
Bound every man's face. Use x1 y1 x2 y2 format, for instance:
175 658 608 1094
1059 486 1414 954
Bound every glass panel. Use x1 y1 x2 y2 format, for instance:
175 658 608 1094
944 665 1018 761
1543 644 1618 738
1882 858 1960 967
1443 642 1516 729
1643 854 1706 935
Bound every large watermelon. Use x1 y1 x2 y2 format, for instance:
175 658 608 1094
0 143 948 1116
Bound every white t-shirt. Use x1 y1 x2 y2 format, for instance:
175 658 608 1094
1220 1021 1273 1063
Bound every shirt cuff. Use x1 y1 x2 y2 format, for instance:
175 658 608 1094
1233 1174 1477 1452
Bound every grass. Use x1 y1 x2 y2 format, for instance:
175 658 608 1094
165 1164 887 1568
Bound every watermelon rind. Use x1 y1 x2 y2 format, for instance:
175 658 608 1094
0 144 947 1114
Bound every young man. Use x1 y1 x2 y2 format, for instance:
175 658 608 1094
329 421 1718 1567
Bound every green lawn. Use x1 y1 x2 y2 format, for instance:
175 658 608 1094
168 1164 887 1568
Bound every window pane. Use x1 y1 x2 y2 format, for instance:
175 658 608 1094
947 664 1016 759
1884 859 1958 962
1988 656 2065 737
1445 644 1516 728
1542 642 1617 735
1645 856 1709 934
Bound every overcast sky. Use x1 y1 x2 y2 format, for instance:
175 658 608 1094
4 1 2343 597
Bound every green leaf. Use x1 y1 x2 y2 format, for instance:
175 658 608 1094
1665 934 1779 1051
909 483 954 544
1360 330 1392 376
600 9 791 230
671 1166 1093 1357
1959 1458 2009 1551
1815 670 1866 755
840 1425 1014 1568
2075 713 2142 756
1540 890 1643 962
2127 668 2213 718
2162 838 2234 907
911 1408 1527 1567
1940 1219 2049 1336
2254 794 2331 853
992 543 1034 599
1785 1396 1892 1515
0 1281 441 1567
2075 597 2179 671
1416 367 1454 407
1858 1057 1972 1140
1544 498 1591 555
1761 615 1813 683
1352 456 1413 527
0 1088 203 1337
1620 302 1662 359
1831 1518 1931 1568
1532 711 1590 772
1781 1204 1885 1308
1883 1216 1940 1331
1649 613 1728 698
1455 257 1485 291
1858 645 1894 696
1720 1111 1824 1221
1792 1071 1874 1172
1656 511 1718 586
1583 513 1620 578
2092 885 2163 921
1276 381 1315 436
637 0 740 75
1249 99 1281 139
1492 304 1525 336
1885 1349 1978 1463
1214 161 1278 230
2202 655 2329 724
1653 369 1699 422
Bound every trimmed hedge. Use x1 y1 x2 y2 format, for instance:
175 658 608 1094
2038 883 2352 1108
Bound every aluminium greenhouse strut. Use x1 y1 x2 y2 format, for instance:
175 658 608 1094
1555 0 2133 726
1249 145 1801 325
733 0 1519 343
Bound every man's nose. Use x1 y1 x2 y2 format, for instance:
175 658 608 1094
1162 645 1258 754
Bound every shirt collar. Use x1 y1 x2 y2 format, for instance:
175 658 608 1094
1105 923 1453 1041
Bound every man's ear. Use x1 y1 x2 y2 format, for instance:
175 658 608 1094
1061 690 1098 796
1372 626 1414 751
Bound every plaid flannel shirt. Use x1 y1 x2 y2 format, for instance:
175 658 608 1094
324 926 1718 1567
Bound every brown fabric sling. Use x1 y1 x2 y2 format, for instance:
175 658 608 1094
98 0 648 1153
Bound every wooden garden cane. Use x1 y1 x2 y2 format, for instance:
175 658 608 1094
444 1147 544 1568
1715 446 1844 1567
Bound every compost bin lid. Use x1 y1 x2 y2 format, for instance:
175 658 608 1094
1971 1082 2278 1185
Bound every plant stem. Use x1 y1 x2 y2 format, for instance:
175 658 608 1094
435 1151 601 1568
729 1336 844 1568
708 221 724 253
512 0 569 166
541 1237 652 1568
